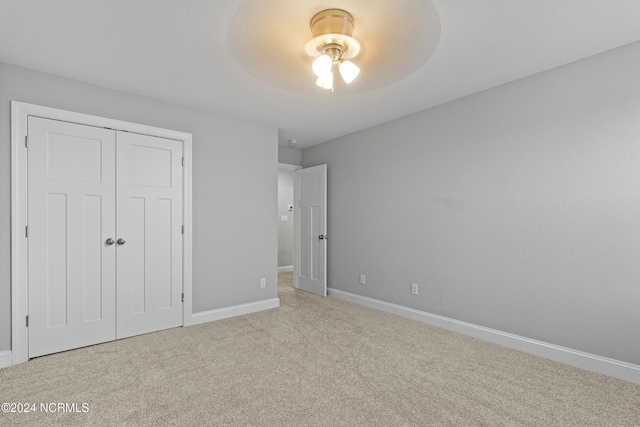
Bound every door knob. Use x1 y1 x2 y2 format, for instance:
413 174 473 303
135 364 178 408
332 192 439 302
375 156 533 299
117 238 126 245
105 238 115 245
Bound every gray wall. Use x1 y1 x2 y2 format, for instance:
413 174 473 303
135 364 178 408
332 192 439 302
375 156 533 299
277 169 295 267
278 146 302 166
0 62 278 352
303 41 640 365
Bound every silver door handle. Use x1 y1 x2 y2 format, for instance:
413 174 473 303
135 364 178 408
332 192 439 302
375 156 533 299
117 238 126 245
106 238 115 245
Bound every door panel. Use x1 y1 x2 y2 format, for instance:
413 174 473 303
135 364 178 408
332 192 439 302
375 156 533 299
28 117 117 358
116 132 183 339
128 196 147 314
157 198 173 309
83 195 104 322
46 133 103 183
294 165 327 296
311 205 322 281
45 193 68 328
298 206 309 278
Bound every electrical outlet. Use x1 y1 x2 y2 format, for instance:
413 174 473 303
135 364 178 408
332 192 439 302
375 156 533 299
360 274 366 284
260 278 266 288
411 283 418 295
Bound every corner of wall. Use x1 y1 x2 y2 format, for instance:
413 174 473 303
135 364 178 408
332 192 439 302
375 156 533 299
278 146 302 166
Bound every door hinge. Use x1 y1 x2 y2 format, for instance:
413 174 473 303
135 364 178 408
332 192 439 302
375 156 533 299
182 157 185 167
26 315 29 327
181 293 184 303
25 135 29 148
25 226 28 238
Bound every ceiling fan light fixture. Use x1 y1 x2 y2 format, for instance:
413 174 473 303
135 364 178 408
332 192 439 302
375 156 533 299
309 9 360 90
338 60 360 84
316 69 334 90
312 54 332 77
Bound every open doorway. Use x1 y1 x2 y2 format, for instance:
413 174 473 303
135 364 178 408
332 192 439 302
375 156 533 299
278 164 301 273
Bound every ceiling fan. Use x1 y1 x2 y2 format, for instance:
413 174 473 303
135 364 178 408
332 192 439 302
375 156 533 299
309 9 361 91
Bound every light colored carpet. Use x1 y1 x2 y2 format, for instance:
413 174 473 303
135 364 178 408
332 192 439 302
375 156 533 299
1 272 639 426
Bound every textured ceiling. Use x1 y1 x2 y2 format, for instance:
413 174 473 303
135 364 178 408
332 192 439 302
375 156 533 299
1 0 640 148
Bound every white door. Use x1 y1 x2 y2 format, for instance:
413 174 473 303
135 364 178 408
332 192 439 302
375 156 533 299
115 132 184 338
27 118 184 357
28 117 117 358
293 165 327 296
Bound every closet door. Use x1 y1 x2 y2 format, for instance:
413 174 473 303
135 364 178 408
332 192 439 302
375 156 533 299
116 132 183 338
28 117 117 358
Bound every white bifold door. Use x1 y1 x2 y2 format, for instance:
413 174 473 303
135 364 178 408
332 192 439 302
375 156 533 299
27 117 183 358
293 164 327 296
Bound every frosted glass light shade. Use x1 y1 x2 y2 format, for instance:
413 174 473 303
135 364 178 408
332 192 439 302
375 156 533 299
339 60 360 84
312 55 332 77
316 70 333 89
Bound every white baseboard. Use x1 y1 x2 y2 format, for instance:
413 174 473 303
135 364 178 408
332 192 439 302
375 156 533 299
190 298 280 325
0 351 12 368
328 288 640 385
278 266 293 273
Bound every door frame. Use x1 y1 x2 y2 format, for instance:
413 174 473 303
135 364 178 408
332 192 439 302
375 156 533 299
10 101 193 365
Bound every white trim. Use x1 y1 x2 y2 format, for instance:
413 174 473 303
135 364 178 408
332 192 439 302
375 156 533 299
278 265 293 273
278 163 302 172
190 298 280 325
11 102 29 366
182 133 193 327
0 351 12 368
10 101 193 366
328 288 640 385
